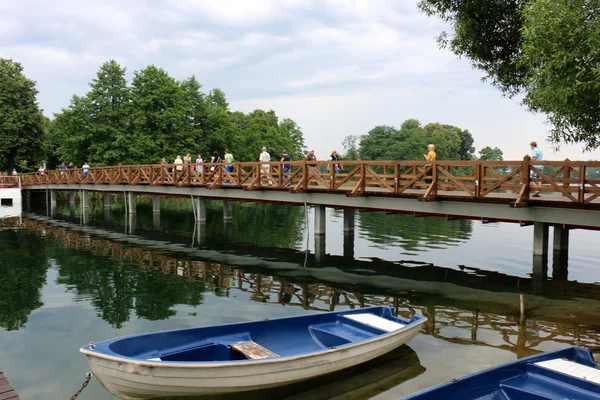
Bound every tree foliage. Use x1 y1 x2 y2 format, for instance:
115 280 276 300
418 0 600 150
358 119 475 161
0 58 45 172
478 146 504 161
48 60 306 166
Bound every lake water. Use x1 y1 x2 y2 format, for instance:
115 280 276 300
1 195 600 399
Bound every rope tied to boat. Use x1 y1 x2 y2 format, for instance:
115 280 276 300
69 371 93 400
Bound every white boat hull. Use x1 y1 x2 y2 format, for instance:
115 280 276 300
83 320 424 399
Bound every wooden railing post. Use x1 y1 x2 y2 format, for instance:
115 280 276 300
394 163 400 194
360 162 366 193
475 162 482 198
579 164 586 203
513 155 531 207
302 157 308 192
563 158 571 190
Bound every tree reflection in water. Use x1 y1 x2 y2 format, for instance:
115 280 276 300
18 217 600 359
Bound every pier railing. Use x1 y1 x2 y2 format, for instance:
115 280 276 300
19 158 600 206
0 176 21 189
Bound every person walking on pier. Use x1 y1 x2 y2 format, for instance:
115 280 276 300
174 155 183 172
329 150 342 174
281 150 291 184
224 149 234 183
259 147 273 185
82 161 90 181
424 144 436 184
529 141 543 197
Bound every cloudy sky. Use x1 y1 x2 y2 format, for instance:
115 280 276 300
2 0 599 160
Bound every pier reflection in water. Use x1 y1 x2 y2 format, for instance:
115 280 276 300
2 197 600 399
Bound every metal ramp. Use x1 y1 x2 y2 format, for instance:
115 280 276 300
343 313 405 332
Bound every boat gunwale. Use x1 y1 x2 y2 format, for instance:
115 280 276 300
80 308 427 368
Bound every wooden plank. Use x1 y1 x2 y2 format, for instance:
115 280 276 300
0 369 20 400
230 341 279 360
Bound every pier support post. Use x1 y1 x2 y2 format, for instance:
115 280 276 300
314 205 326 235
127 192 136 214
531 255 548 294
553 225 569 253
69 192 76 207
153 213 161 230
532 222 549 256
25 190 31 211
223 221 232 241
343 209 355 232
152 195 161 214
104 207 111 223
128 214 136 235
81 190 89 209
82 207 90 225
195 223 207 246
223 200 233 221
343 231 355 259
103 192 111 209
315 234 326 265
50 190 57 206
193 197 206 222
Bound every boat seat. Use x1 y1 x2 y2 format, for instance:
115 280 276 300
230 341 279 360
343 313 405 332
535 359 600 384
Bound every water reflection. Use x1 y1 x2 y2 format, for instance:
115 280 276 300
15 216 600 360
166 345 424 400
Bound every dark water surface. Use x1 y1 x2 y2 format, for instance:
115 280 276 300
1 196 600 399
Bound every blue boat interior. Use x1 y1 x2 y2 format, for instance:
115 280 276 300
89 306 423 363
402 346 600 400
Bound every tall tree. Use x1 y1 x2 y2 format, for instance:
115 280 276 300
418 0 600 150
341 135 359 160
129 65 186 163
478 146 504 161
0 58 45 172
86 60 131 165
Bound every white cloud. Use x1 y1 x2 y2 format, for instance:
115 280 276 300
1 0 598 161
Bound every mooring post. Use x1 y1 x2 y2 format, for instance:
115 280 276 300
532 222 549 256
314 205 326 235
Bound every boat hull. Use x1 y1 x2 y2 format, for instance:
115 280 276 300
83 314 424 399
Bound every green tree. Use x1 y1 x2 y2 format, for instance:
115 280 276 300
129 65 187 163
479 146 504 161
418 0 600 150
359 120 474 161
86 60 131 165
520 0 600 149
0 58 45 172
341 135 359 160
279 118 306 160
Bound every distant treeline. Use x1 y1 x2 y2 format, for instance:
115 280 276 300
342 119 497 162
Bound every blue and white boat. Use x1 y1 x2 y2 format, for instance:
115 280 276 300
402 345 600 400
80 306 426 399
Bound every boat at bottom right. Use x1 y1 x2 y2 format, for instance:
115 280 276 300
402 345 600 400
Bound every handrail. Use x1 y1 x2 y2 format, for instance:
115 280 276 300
0 176 21 189
17 159 600 207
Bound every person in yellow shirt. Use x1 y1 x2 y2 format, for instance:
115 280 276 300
424 144 436 184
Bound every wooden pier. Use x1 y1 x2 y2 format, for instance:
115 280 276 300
0 369 20 400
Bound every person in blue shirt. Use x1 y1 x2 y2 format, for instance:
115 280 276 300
529 141 543 197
